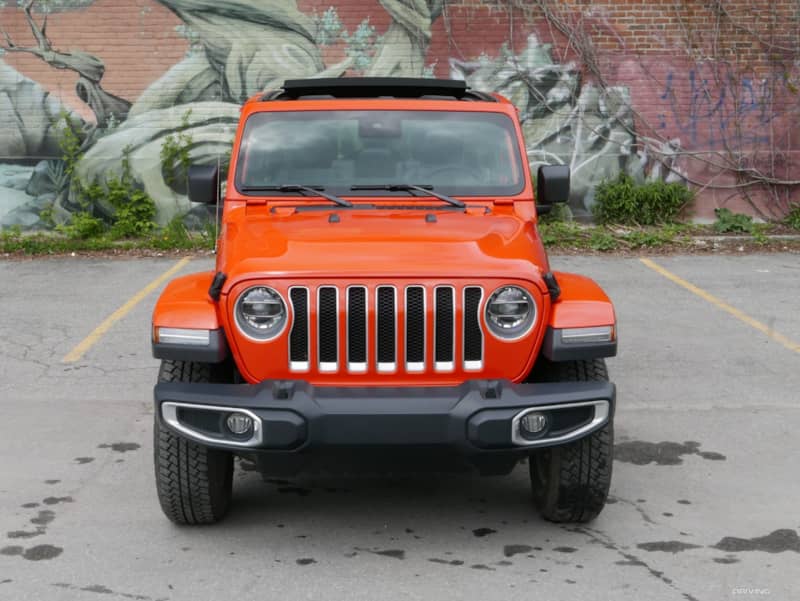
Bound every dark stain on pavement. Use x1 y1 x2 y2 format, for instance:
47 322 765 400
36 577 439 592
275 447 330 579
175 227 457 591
553 546 577 553
637 541 702 553
98 443 140 453
577 527 700 601
74 457 94 464
7 529 44 540
471 564 494 571
677 500 692 505
296 558 316 566
44 480 60 485
429 558 463 566
614 440 726 465
504 544 533 557
712 529 800 553
23 545 63 561
82 585 114 594
1 545 62 561
21 503 39 509
355 547 405 560
472 528 496 538
713 556 740 564
43 497 73 506
30 511 55 526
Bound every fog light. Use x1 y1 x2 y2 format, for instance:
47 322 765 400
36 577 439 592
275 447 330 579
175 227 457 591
226 412 253 436
519 412 548 437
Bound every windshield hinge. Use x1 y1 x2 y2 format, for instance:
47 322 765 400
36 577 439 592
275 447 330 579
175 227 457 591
543 272 561 303
209 272 227 301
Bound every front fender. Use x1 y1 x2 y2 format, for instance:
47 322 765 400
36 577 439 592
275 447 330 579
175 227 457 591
542 272 616 361
151 272 228 362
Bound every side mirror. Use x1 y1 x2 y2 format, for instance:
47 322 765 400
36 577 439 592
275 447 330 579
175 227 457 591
188 164 219 205
536 165 570 215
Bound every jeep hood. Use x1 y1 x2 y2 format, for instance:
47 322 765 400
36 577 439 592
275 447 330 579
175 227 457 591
218 210 548 286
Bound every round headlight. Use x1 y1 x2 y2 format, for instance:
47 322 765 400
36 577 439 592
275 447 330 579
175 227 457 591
485 285 536 339
234 286 287 341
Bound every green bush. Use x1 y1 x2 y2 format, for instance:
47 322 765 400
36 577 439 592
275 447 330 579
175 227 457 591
77 151 157 239
713 208 754 233
593 173 692 225
785 204 800 230
539 202 573 223
57 211 105 240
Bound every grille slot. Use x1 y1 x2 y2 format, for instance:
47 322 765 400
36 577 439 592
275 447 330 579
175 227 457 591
288 283 488 376
376 286 396 372
463 287 483 370
318 286 338 372
347 286 367 372
289 287 309 371
435 286 455 371
405 286 425 372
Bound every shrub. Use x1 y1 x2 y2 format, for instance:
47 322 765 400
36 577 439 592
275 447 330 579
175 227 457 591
785 204 800 230
57 211 105 240
593 173 692 225
713 208 754 233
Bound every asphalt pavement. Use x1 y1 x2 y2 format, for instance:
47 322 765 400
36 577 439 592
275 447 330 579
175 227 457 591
1 253 798 601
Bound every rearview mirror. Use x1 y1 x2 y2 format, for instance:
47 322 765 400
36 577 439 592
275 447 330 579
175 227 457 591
188 164 219 205
536 165 570 214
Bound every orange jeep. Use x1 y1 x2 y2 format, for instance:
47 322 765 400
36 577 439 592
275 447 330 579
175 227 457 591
151 78 617 525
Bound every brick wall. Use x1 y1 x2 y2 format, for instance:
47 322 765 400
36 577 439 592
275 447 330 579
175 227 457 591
0 0 797 228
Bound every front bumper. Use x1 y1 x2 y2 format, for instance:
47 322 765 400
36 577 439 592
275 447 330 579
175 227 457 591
155 379 615 458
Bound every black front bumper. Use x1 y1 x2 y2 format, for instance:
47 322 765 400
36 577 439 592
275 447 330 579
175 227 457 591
155 379 615 468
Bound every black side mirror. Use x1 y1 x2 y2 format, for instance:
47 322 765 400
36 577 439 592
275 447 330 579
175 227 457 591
188 164 219 205
536 165 570 214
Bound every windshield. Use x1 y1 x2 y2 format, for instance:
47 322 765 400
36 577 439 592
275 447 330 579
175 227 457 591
235 110 525 197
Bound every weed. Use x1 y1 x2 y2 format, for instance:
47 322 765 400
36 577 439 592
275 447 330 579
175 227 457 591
589 229 616 251
57 211 105 240
160 110 194 190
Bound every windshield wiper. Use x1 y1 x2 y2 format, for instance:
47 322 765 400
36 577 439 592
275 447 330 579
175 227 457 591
241 184 353 208
351 184 466 208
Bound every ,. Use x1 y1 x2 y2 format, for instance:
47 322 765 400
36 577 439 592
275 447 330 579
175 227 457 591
150 77 618 525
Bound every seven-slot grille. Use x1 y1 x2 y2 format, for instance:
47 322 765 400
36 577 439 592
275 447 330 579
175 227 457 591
288 285 484 374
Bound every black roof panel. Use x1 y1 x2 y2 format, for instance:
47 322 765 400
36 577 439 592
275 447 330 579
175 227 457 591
272 77 495 102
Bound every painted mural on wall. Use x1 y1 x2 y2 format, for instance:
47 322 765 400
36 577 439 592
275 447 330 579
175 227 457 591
0 0 676 231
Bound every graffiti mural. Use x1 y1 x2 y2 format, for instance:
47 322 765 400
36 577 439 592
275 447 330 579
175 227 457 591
1 0 685 230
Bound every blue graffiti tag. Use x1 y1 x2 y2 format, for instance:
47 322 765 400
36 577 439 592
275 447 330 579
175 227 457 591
658 69 784 148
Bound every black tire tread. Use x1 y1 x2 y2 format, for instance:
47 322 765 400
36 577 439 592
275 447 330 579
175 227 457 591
154 360 232 525
530 358 613 523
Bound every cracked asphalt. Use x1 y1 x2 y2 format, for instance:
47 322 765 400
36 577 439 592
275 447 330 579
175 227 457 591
1 254 799 601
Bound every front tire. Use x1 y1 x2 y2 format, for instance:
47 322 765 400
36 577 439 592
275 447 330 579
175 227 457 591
154 360 233 525
529 358 613 523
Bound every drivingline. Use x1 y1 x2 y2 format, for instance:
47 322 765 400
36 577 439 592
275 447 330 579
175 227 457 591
640 257 800 354
62 257 192 363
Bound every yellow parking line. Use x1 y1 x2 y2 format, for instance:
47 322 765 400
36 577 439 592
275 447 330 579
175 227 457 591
62 257 192 363
640 258 800 354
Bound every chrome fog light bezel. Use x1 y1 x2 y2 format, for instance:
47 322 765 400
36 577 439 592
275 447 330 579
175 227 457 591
510 401 610 447
161 402 263 448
